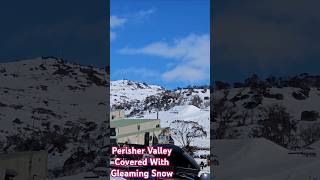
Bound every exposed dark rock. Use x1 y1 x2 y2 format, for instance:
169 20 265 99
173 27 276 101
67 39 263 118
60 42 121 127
263 92 284 100
215 81 231 90
301 111 319 121
32 108 62 119
80 68 105 86
12 118 23 125
0 67 6 73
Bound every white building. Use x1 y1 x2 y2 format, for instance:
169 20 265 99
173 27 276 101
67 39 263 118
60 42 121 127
110 109 125 120
110 109 162 145
0 151 47 180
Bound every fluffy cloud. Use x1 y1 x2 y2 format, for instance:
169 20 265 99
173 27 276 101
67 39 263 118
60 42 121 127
113 67 158 79
162 65 206 83
110 16 127 41
118 34 210 83
133 8 156 21
110 16 127 28
110 9 155 41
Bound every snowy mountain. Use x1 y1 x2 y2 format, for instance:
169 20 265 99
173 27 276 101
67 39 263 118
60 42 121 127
212 74 320 179
111 79 210 117
213 86 320 132
213 74 320 147
110 80 164 108
0 57 108 178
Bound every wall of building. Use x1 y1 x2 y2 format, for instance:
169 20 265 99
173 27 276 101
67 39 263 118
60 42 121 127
117 120 160 135
117 129 162 145
115 120 161 145
110 109 125 120
0 151 47 180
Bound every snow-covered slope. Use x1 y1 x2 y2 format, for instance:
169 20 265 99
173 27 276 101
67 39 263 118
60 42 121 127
213 75 320 143
110 80 164 106
0 57 108 178
213 138 320 180
111 80 210 117
0 57 107 133
138 105 210 148
213 75 320 180
54 172 125 180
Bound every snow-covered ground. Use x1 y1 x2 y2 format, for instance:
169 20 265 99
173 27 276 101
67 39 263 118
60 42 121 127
0 57 106 136
129 104 211 176
54 172 125 180
111 80 164 106
213 138 320 180
137 105 210 148
212 85 320 138
0 57 108 177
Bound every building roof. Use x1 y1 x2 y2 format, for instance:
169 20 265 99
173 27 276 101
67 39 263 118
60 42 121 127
110 119 159 128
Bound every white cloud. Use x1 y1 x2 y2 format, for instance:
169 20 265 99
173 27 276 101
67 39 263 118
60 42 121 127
134 8 156 20
113 67 158 79
110 16 127 28
162 65 206 83
110 9 155 42
110 16 127 41
118 34 210 83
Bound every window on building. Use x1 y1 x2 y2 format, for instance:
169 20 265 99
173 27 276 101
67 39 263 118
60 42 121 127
110 128 116 136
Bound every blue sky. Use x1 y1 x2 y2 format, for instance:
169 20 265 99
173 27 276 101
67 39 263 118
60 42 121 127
110 0 210 89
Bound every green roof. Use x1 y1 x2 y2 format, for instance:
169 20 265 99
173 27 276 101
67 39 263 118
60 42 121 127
110 119 159 128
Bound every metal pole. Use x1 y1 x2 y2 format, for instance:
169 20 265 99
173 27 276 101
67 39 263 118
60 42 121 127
157 97 160 119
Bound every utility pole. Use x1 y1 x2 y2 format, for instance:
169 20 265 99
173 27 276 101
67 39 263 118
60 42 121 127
157 109 159 119
157 97 160 119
